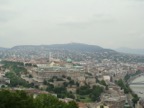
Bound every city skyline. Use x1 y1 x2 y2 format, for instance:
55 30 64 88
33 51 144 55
0 0 144 49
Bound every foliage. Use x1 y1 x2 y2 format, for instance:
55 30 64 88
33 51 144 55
0 90 34 108
76 82 79 87
89 85 103 101
69 80 75 86
132 94 139 106
46 84 75 99
0 90 78 108
124 74 131 82
48 76 64 82
116 79 139 106
131 70 143 77
2 61 27 75
63 82 69 87
76 85 103 102
43 79 48 85
96 79 108 90
25 63 32 67
29 74 33 78
100 105 104 108
5 72 29 87
116 79 130 94
2 61 35 88
2 61 24 67
124 70 143 82
100 80 107 86
76 85 91 95
35 94 78 108
85 72 92 76
67 77 71 81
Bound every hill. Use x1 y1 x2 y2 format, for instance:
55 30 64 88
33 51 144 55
0 47 8 51
116 47 144 55
11 43 115 53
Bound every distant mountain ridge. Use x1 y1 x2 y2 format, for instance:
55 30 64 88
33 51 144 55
116 47 144 55
1 43 144 63
0 47 8 51
11 43 115 53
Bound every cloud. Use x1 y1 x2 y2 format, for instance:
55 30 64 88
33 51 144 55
0 0 144 48
135 0 144 1
93 13 108 18
0 0 10 5
0 0 18 23
58 14 115 28
0 10 17 23
58 21 92 27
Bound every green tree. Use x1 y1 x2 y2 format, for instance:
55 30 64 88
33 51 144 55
100 80 107 86
67 101 78 108
132 94 139 106
5 72 29 87
43 79 47 85
34 94 78 108
100 105 104 108
0 90 78 108
0 90 34 108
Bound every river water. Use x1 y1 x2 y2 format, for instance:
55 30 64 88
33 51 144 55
130 76 144 98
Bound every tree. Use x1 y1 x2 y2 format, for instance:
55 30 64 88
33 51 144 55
34 94 78 108
100 105 104 108
100 80 107 86
89 86 103 102
62 75 66 78
5 72 29 87
76 85 91 95
43 79 47 85
29 74 33 78
63 82 68 87
67 101 78 108
46 83 54 92
116 79 130 94
67 92 75 99
69 80 75 85
1 85 5 88
53 86 67 94
0 90 78 108
67 77 71 81
0 90 34 108
132 94 139 106
76 82 79 87
25 63 32 67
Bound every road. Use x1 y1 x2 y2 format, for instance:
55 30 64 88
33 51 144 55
126 94 134 108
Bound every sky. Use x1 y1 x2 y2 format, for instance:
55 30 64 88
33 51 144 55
0 0 144 49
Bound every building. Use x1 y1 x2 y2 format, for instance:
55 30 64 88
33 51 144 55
86 77 96 84
97 105 109 108
0 76 10 85
78 102 88 108
103 75 111 82
139 98 144 108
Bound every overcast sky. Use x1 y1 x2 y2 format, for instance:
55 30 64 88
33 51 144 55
0 0 144 48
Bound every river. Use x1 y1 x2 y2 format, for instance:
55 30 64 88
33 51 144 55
130 76 144 98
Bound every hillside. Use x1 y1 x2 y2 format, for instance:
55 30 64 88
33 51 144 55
116 47 144 55
11 43 115 53
0 47 8 51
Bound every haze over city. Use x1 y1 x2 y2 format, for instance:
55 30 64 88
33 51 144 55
1 1 144 108
0 0 144 48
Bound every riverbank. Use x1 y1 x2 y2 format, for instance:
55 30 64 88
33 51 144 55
130 76 144 98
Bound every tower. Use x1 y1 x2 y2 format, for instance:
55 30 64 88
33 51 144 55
49 52 52 62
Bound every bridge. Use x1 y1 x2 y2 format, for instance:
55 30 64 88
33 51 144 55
130 82 144 85
127 73 144 85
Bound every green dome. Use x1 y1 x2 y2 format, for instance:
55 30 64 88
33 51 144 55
67 58 72 63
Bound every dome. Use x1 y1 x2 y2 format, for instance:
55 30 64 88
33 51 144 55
67 58 72 63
